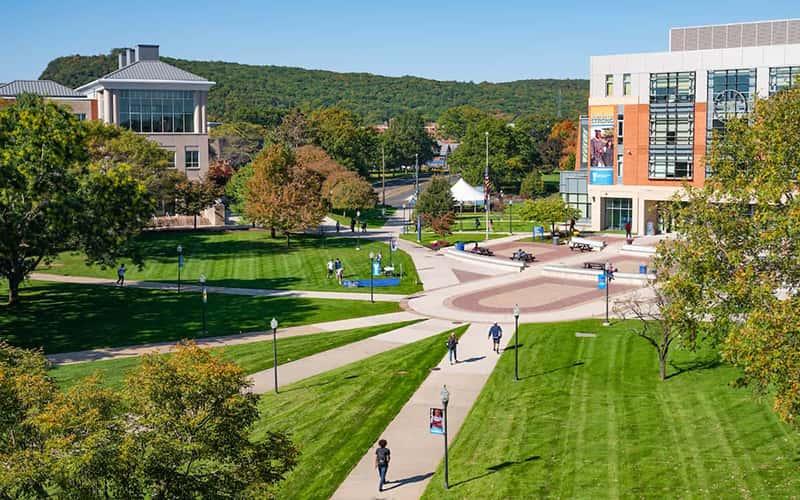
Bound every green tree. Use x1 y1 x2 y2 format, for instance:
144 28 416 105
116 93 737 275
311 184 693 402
383 111 436 169
416 176 454 220
448 117 536 192
659 88 800 427
0 95 154 305
308 107 377 176
519 170 545 199
327 172 376 214
209 121 269 169
274 108 308 148
516 194 580 236
174 178 219 229
225 162 254 216
437 105 490 141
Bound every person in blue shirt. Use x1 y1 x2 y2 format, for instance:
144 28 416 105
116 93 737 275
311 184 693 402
488 322 503 354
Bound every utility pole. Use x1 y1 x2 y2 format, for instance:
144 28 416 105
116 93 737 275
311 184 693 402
485 131 490 242
415 153 421 243
381 143 386 206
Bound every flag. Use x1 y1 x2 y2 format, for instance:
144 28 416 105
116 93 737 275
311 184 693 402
483 167 491 203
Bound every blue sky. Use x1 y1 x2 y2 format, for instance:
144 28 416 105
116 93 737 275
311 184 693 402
2 0 799 84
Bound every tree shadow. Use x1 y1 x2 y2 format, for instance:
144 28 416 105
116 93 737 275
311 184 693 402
519 361 584 380
450 455 541 488
666 356 722 380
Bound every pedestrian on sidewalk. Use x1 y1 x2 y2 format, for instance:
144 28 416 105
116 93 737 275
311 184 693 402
447 332 459 364
625 220 632 240
474 217 480 230
350 218 356 233
335 220 340 233
362 221 368 233
375 439 391 492
326 258 334 279
115 263 126 287
488 322 503 354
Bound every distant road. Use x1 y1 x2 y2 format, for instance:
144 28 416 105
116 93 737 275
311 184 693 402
373 173 459 207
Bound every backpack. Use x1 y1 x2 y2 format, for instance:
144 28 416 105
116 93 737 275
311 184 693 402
376 447 390 465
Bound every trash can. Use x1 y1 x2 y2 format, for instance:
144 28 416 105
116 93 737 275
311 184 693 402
639 264 648 274
552 235 560 246
455 241 465 251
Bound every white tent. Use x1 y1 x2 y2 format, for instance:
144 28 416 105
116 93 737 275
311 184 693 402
450 178 485 203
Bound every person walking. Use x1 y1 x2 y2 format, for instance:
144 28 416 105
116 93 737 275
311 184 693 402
326 259 334 279
488 322 503 354
336 265 345 285
350 218 356 233
624 220 632 240
474 217 480 230
115 263 126 287
335 220 340 233
375 439 391 492
447 332 459 364
362 221 368 233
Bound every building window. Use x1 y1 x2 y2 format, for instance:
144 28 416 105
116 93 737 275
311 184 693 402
164 149 176 168
185 149 199 169
707 69 756 177
603 198 632 231
623 74 632 96
616 153 624 184
649 72 695 179
605 75 614 97
559 173 591 221
769 66 800 95
118 90 195 134
74 113 86 121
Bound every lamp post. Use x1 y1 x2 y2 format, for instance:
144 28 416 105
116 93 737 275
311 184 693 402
603 262 615 326
177 244 183 293
369 251 375 304
441 385 450 490
270 317 279 393
402 203 407 234
484 131 490 242
356 209 361 251
199 274 207 335
382 143 386 207
508 200 513 234
415 153 422 243
513 304 520 381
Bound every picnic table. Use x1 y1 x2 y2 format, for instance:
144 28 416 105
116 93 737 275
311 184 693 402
469 245 494 257
511 252 535 263
584 262 605 270
569 237 607 252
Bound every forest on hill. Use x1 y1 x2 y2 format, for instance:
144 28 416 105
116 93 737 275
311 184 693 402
40 49 587 124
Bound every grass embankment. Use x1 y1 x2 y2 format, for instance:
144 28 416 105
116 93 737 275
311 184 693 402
253 325 469 500
50 320 420 390
38 230 421 295
423 320 800 498
0 280 401 354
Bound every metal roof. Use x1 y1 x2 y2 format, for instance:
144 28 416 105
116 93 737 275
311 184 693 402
0 80 84 97
99 60 208 82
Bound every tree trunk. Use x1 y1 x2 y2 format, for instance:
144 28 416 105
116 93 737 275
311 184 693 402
286 233 291 248
7 272 22 306
270 227 276 238
659 352 668 381
193 214 198 229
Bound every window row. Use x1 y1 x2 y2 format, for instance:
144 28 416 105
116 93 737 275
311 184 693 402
118 90 196 134
650 72 695 103
770 66 800 95
649 154 693 180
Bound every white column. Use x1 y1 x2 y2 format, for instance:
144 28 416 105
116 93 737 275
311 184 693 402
111 90 118 125
636 196 646 236
200 93 207 134
193 92 201 133
103 90 112 124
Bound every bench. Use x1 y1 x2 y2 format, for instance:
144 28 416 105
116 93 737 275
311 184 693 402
470 247 494 257
584 262 605 270
569 237 606 252
511 253 536 263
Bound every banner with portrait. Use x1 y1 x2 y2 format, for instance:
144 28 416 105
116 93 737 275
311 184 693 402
429 408 444 434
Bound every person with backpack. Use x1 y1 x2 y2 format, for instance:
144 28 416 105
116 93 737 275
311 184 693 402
488 322 503 354
447 332 459 364
326 259 334 279
335 220 340 233
375 439 391 492
116 263 126 287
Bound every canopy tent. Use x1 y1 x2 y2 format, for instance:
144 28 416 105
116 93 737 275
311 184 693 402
450 178 485 203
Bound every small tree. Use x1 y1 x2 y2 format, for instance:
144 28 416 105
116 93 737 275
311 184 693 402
174 177 219 229
516 194 580 236
416 176 454 219
328 173 376 216
519 170 545 199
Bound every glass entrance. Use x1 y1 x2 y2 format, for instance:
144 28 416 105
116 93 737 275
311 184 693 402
603 198 632 231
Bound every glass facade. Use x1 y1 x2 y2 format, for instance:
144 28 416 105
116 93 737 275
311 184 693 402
603 198 632 230
769 66 800 95
707 69 755 140
560 172 591 221
649 72 695 179
118 90 195 134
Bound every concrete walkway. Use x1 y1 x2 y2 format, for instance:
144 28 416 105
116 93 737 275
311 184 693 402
30 273 407 302
333 322 510 499
248 318 458 394
48 311 422 365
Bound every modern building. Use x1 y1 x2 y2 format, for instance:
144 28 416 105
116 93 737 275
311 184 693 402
75 44 215 180
564 19 800 234
0 80 96 119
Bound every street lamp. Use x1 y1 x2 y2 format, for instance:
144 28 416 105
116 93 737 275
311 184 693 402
603 262 616 326
415 154 422 243
484 131 490 242
369 252 375 304
513 304 520 381
402 203 407 234
356 209 361 251
177 244 183 293
441 385 450 490
199 274 207 335
270 317 279 393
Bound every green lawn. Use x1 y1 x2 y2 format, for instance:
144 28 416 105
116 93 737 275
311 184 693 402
401 232 508 247
328 206 395 229
0 280 401 354
50 320 420 390
453 212 538 234
38 230 421 295
423 320 800 498
252 325 468 500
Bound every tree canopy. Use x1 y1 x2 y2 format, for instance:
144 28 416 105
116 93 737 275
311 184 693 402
515 195 580 235
382 111 436 169
0 95 155 305
658 88 800 428
307 107 377 176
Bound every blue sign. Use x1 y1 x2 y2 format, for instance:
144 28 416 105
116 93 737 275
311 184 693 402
533 226 545 239
178 254 185 268
597 273 606 290
590 168 614 185
372 261 381 276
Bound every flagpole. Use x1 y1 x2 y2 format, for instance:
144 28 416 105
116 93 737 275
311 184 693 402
485 131 489 242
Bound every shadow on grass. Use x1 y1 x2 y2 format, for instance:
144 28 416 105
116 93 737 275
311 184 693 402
519 361 585 380
503 343 525 351
450 455 541 488
666 356 722 380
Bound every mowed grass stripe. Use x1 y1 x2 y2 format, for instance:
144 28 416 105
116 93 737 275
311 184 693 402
556 336 588 496
605 330 620 498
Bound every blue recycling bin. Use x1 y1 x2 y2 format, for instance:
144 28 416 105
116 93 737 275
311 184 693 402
455 241 465 251
639 264 648 274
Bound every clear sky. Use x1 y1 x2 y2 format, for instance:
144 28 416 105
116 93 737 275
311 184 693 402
2 0 799 84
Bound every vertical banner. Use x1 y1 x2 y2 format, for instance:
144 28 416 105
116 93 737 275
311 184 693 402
178 254 185 269
372 261 381 276
429 408 444 434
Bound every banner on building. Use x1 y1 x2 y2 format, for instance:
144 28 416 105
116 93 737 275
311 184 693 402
589 106 615 169
590 168 614 185
429 408 444 434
